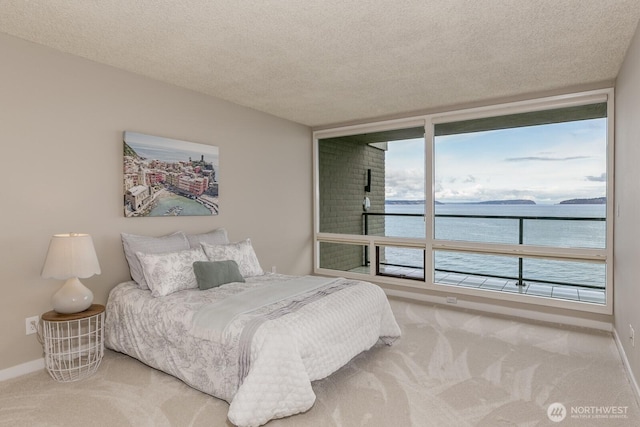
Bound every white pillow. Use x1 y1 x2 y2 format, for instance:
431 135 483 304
201 239 263 278
136 247 208 297
121 232 190 289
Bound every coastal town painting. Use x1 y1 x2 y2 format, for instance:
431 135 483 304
123 132 219 217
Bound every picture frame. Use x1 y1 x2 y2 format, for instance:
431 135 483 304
123 132 219 217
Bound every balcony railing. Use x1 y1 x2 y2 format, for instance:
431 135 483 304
362 212 606 290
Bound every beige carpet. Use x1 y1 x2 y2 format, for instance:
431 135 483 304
1 298 639 426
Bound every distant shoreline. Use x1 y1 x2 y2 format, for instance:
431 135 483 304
386 197 606 205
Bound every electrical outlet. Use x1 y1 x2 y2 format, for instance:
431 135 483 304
446 296 457 304
25 316 39 335
630 324 635 348
271 266 277 273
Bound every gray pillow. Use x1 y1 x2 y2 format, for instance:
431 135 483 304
193 260 245 290
186 228 229 249
121 232 190 289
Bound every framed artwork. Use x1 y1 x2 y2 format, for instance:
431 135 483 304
123 131 219 217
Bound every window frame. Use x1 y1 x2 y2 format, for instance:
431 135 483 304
313 89 613 315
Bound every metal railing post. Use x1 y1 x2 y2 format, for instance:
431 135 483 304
518 218 525 288
363 213 369 265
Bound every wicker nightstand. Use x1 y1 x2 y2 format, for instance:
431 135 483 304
41 304 105 382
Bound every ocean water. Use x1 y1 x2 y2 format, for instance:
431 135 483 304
149 192 212 216
381 203 607 288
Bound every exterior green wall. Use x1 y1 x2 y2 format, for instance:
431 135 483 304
319 136 385 271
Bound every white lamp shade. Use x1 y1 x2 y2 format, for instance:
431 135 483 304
42 233 101 279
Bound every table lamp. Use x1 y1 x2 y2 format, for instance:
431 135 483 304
41 233 101 314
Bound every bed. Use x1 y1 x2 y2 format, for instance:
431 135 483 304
105 230 401 427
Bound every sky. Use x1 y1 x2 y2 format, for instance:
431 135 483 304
385 118 607 204
124 132 219 165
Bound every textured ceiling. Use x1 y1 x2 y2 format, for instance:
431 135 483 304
1 1 639 127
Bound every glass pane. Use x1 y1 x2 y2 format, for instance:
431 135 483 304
434 204 606 249
523 213 605 249
434 251 519 282
383 207 425 238
377 245 424 281
319 242 369 274
318 127 425 239
381 137 425 238
435 208 519 244
434 110 607 250
433 250 605 304
522 258 605 290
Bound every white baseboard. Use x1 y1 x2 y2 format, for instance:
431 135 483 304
613 328 640 407
384 288 613 331
0 358 44 382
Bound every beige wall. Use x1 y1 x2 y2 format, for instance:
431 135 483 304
0 34 312 371
614 22 640 391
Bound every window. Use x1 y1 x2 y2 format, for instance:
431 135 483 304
316 126 425 275
433 102 609 305
314 90 613 314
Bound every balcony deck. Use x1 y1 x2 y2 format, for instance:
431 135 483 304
349 265 606 304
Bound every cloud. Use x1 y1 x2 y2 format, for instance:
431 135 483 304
585 172 606 182
386 169 425 200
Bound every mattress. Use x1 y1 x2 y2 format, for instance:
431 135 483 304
104 273 401 426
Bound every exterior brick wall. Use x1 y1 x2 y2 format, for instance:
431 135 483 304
319 136 385 271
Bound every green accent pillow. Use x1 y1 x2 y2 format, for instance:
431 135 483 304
193 260 245 290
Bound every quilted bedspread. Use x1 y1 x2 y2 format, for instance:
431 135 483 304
105 274 401 426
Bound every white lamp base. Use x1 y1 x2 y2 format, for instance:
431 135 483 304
52 277 93 314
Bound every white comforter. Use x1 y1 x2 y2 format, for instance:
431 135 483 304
105 274 401 426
